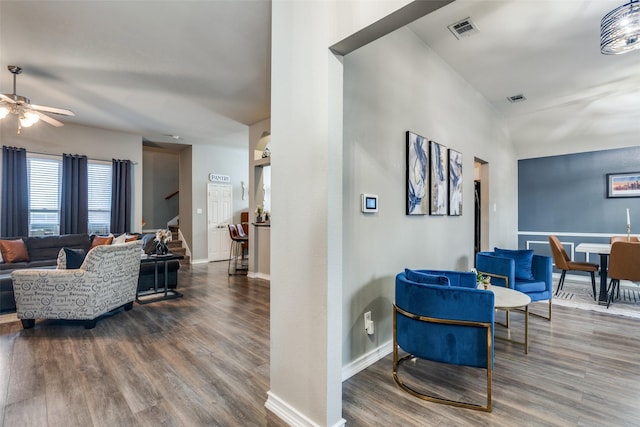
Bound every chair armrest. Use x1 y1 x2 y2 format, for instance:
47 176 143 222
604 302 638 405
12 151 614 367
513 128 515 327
475 252 515 288
532 254 553 292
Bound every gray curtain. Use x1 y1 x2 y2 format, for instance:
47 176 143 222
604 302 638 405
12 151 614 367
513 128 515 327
60 154 88 234
1 146 29 237
111 159 132 233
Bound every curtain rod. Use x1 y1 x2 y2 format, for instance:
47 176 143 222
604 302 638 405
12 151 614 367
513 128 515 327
25 149 138 165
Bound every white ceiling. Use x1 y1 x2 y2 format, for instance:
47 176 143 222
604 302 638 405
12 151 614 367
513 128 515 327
0 0 271 147
408 0 640 155
1 1 639 154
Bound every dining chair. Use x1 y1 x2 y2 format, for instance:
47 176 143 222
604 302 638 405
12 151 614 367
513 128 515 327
548 235 598 300
606 241 640 308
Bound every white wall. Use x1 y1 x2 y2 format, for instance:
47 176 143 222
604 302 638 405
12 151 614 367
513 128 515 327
0 121 143 232
188 142 249 262
342 26 516 368
269 1 417 426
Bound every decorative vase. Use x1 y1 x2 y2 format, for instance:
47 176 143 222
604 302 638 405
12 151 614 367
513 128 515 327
156 241 168 255
256 215 263 223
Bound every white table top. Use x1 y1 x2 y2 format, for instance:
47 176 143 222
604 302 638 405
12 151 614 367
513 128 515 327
478 284 531 309
575 242 611 254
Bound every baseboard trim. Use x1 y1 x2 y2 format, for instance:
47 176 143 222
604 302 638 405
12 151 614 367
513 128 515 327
191 258 210 265
341 339 393 381
248 272 270 281
265 391 346 427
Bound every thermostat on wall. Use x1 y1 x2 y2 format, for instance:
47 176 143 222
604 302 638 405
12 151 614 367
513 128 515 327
361 193 378 213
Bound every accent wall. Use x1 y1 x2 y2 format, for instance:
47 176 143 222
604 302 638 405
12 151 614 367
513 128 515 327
518 146 640 260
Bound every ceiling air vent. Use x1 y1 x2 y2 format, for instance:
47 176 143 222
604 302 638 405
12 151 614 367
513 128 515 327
507 94 527 103
447 17 479 40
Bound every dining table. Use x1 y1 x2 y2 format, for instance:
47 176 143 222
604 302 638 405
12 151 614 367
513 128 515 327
575 243 611 304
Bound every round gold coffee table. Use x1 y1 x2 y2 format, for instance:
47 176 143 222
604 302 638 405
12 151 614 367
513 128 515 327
479 285 531 354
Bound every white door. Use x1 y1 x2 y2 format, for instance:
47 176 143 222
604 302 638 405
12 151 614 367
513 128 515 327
208 183 232 261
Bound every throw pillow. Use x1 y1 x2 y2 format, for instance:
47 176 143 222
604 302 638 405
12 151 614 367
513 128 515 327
404 269 450 286
141 233 156 254
57 247 86 269
112 234 127 245
91 234 114 249
112 234 139 245
0 238 30 263
494 247 535 280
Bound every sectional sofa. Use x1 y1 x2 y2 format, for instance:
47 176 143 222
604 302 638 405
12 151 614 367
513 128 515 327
0 233 180 314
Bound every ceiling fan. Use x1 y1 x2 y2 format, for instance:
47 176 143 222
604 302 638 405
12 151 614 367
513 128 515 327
0 65 75 134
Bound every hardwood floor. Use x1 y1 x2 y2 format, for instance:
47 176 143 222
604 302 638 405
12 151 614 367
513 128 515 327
1 263 640 426
0 262 285 427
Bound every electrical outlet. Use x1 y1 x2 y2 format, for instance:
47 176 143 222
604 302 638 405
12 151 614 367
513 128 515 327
364 311 374 335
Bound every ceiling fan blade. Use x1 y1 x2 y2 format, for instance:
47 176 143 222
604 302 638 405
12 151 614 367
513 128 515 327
30 104 75 116
34 111 64 127
0 93 17 104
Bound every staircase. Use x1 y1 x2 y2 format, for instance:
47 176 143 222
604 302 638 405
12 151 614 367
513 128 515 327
168 225 190 265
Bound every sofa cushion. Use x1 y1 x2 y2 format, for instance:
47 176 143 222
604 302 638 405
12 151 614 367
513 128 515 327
514 279 547 294
0 239 30 263
494 248 535 280
57 248 86 269
405 269 450 286
26 234 92 262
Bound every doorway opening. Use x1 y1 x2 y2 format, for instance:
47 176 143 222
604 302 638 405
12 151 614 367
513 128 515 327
474 158 489 265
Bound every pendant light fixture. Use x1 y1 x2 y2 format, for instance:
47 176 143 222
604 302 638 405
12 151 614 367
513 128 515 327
601 0 640 54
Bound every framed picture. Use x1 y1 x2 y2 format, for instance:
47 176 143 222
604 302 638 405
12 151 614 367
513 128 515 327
429 140 448 215
406 131 429 215
448 148 462 215
607 172 640 198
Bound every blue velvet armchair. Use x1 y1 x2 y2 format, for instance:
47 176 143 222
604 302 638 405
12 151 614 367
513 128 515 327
394 269 495 412
476 249 553 320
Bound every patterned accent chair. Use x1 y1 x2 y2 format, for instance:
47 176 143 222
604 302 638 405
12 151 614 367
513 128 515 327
11 240 143 329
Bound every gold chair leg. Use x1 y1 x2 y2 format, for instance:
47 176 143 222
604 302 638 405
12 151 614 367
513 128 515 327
392 305 492 412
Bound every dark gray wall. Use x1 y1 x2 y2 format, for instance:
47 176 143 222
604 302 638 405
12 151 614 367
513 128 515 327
143 149 179 230
518 146 640 260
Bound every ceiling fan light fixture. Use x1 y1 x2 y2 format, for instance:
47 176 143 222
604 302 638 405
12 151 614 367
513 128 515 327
601 0 640 54
0 105 9 119
1 65 74 134
19 111 39 127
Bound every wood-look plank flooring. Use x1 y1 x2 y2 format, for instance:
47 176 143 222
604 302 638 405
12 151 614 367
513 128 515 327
0 262 285 427
2 262 640 426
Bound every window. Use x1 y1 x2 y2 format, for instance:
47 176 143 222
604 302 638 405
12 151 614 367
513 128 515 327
88 162 112 235
27 156 61 236
26 155 112 236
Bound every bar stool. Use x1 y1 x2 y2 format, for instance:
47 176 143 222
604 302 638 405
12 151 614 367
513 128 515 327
228 224 248 275
236 224 249 260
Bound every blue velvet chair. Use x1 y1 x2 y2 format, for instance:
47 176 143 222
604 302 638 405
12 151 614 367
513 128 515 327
476 249 553 320
394 269 495 412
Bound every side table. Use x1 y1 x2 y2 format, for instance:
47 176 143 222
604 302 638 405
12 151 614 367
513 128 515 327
479 285 531 354
137 253 184 304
